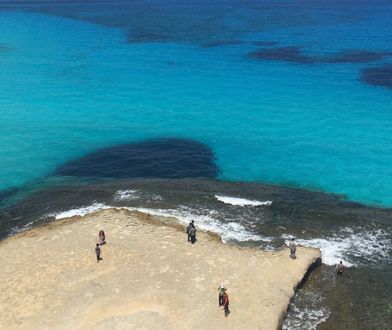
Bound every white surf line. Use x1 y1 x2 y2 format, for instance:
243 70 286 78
215 195 273 206
50 203 272 243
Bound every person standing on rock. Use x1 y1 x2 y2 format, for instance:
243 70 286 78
95 243 101 263
289 238 297 259
337 261 345 277
99 229 106 245
223 291 230 317
186 222 192 242
189 225 197 244
218 283 226 307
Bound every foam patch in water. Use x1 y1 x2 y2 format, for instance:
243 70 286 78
175 205 273 243
113 189 163 202
283 292 330 330
215 195 273 207
52 203 112 220
9 221 34 236
283 226 392 267
114 189 140 201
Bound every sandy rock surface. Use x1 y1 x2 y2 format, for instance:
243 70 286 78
0 209 320 330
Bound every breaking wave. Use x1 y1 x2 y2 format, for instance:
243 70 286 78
50 203 271 244
283 226 392 267
215 195 273 206
283 292 330 330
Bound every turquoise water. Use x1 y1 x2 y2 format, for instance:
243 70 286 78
1 3 392 328
1 1 392 205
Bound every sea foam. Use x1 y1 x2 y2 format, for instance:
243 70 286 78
283 226 392 267
114 189 140 201
53 203 112 219
9 221 34 236
283 292 330 330
50 203 271 243
114 189 163 201
215 195 273 206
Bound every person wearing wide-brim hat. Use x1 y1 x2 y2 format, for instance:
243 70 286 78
217 283 226 307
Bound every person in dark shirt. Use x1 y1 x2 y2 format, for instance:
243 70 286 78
189 226 196 244
186 223 192 242
95 243 101 263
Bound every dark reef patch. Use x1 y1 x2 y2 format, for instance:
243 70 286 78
0 43 10 52
247 46 317 64
202 40 246 48
127 31 171 43
325 50 391 64
252 41 278 47
248 46 390 65
54 138 220 180
360 65 392 90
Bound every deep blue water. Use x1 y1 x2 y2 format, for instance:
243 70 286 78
1 0 392 205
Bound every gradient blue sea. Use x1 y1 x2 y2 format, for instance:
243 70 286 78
1 0 392 205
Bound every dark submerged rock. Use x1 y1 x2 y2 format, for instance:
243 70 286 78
127 31 171 43
0 44 10 52
247 46 317 64
325 50 391 64
248 47 390 65
360 65 392 90
202 40 246 48
252 41 278 47
54 138 220 179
